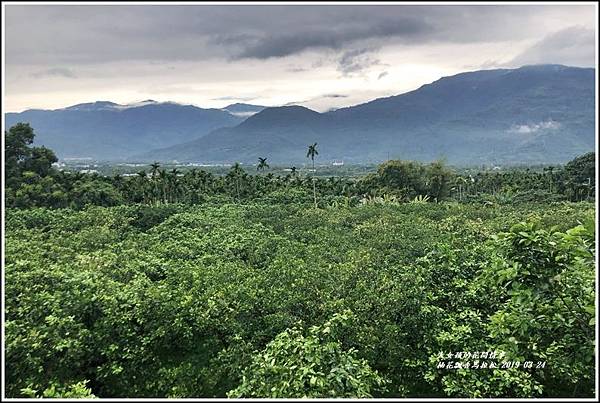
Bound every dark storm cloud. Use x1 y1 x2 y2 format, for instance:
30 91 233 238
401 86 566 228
337 48 383 75
7 4 591 66
5 4 596 112
233 17 429 59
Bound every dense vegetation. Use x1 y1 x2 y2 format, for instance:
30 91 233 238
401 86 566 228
3 123 597 398
4 124 596 210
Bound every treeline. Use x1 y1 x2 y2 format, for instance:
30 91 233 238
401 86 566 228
5 123 596 209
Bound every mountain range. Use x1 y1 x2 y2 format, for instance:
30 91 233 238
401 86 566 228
5 100 246 159
5 64 596 165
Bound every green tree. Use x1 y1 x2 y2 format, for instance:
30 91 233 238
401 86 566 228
375 159 427 199
5 123 58 189
5 123 36 185
227 163 245 200
563 152 595 201
22 146 58 177
70 180 124 208
306 143 319 208
425 160 453 201
257 157 269 173
228 311 388 398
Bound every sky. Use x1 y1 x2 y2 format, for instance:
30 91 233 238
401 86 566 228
3 2 597 113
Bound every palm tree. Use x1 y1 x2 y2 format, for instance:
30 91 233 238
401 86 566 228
257 157 269 173
544 166 556 193
157 169 169 204
306 143 318 172
169 168 181 203
306 143 319 208
150 162 161 179
136 170 149 204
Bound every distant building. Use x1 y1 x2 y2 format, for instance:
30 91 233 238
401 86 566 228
332 160 344 166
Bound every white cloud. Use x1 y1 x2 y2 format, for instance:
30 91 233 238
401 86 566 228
509 120 561 134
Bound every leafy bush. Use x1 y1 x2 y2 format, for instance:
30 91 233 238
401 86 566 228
228 311 388 398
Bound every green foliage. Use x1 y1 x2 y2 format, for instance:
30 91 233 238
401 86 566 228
426 219 595 397
4 123 58 191
376 159 427 198
229 311 388 398
564 152 595 186
3 124 594 209
70 179 125 208
21 380 96 398
5 122 36 187
4 202 595 398
2 125 596 398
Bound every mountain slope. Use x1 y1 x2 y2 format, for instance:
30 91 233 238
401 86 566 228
139 65 595 165
136 106 329 163
5 101 244 160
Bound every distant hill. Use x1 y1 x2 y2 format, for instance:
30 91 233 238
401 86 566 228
5 100 244 160
139 65 595 165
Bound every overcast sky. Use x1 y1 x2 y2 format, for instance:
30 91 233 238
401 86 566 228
4 3 597 113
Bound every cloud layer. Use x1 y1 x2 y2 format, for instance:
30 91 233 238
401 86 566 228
4 4 597 112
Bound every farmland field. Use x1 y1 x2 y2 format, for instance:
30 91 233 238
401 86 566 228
5 201 595 398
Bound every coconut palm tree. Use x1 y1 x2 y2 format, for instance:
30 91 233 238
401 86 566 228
158 169 169 204
257 157 269 173
306 143 318 172
169 168 181 203
135 170 150 204
150 162 161 179
306 143 319 208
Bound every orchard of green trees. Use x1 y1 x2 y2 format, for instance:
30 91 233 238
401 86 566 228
3 123 597 398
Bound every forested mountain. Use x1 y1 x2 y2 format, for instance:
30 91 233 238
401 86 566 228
6 65 595 164
140 65 595 165
5 101 244 160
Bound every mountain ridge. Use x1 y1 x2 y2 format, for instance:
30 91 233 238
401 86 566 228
5 64 595 164
5 101 246 160
137 64 595 165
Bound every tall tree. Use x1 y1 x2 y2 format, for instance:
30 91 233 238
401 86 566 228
306 143 319 208
150 162 161 179
257 157 269 173
306 143 318 172
5 123 58 189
